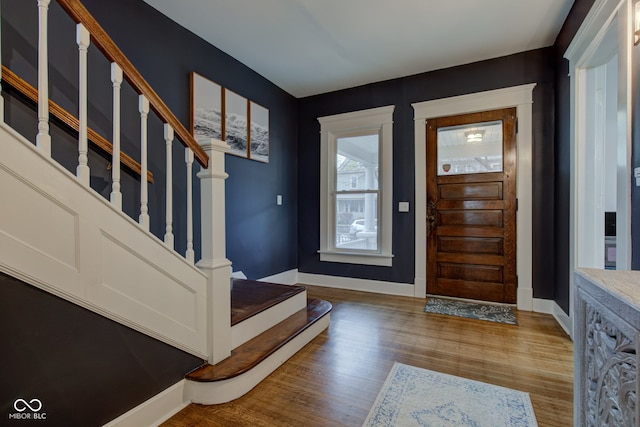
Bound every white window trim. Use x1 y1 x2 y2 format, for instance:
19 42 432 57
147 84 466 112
318 105 395 266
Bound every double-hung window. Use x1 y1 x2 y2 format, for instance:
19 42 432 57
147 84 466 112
318 106 394 266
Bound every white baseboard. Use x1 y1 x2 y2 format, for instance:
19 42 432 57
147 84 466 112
532 298 555 314
532 298 572 339
258 269 299 285
297 272 415 296
553 303 572 338
263 269 573 337
103 380 188 427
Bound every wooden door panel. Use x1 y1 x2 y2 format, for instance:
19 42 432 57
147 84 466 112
435 172 504 184
438 263 503 283
436 253 504 266
438 210 503 227
437 236 503 255
436 226 504 238
439 182 503 200
433 279 505 301
426 107 517 304
438 200 504 210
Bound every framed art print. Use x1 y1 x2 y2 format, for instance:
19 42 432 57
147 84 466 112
190 72 222 142
249 101 269 162
223 88 248 158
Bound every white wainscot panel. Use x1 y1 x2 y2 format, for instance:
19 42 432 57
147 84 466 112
95 231 207 355
0 164 79 270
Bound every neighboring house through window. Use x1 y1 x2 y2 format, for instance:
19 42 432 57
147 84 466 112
318 105 394 266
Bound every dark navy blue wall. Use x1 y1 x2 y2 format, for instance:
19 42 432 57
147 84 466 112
552 0 596 313
298 50 557 298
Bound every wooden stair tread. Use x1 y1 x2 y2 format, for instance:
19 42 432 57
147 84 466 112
187 298 332 382
231 279 306 326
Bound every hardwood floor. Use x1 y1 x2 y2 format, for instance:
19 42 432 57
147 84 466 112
162 285 573 427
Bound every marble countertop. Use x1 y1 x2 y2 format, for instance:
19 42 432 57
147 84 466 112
576 268 640 312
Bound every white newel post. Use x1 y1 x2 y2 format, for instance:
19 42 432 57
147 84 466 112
36 0 51 155
196 138 232 364
76 24 90 186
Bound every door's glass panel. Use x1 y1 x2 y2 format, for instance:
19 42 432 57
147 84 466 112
437 120 503 176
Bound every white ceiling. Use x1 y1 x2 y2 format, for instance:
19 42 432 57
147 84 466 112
142 0 575 98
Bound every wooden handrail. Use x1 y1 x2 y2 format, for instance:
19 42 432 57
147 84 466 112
2 65 154 183
56 0 209 168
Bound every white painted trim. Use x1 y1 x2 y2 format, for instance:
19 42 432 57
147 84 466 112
297 272 415 297
185 314 330 404
412 84 536 307
259 268 299 285
553 303 573 338
564 0 632 334
103 380 188 427
565 0 624 68
531 299 572 338
318 106 395 266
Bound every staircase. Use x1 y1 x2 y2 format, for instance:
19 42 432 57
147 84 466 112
185 280 331 404
0 0 330 424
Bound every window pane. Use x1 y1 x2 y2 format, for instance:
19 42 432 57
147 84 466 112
437 120 502 176
336 135 379 191
335 193 378 251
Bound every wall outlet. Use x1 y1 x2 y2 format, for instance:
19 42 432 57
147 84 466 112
398 202 410 212
277 195 283 205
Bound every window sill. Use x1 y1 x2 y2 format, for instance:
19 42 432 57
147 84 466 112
318 250 393 267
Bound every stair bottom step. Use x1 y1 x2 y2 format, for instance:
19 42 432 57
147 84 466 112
188 298 331 383
185 298 331 404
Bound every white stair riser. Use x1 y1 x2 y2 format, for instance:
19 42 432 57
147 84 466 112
231 290 307 349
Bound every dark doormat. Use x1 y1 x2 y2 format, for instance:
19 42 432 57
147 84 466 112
424 297 517 325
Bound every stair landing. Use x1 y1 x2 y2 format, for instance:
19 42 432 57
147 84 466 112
231 279 306 325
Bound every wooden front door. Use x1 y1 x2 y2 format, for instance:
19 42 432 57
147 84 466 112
426 108 517 304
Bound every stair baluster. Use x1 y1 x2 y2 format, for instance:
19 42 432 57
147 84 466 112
164 124 174 248
76 23 90 186
186 147 195 263
110 63 123 208
36 0 52 155
138 95 150 230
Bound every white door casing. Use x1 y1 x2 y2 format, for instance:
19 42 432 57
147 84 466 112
564 0 632 328
413 84 536 310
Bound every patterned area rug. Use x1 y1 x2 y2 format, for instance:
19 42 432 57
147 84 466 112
363 362 538 427
423 297 517 325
